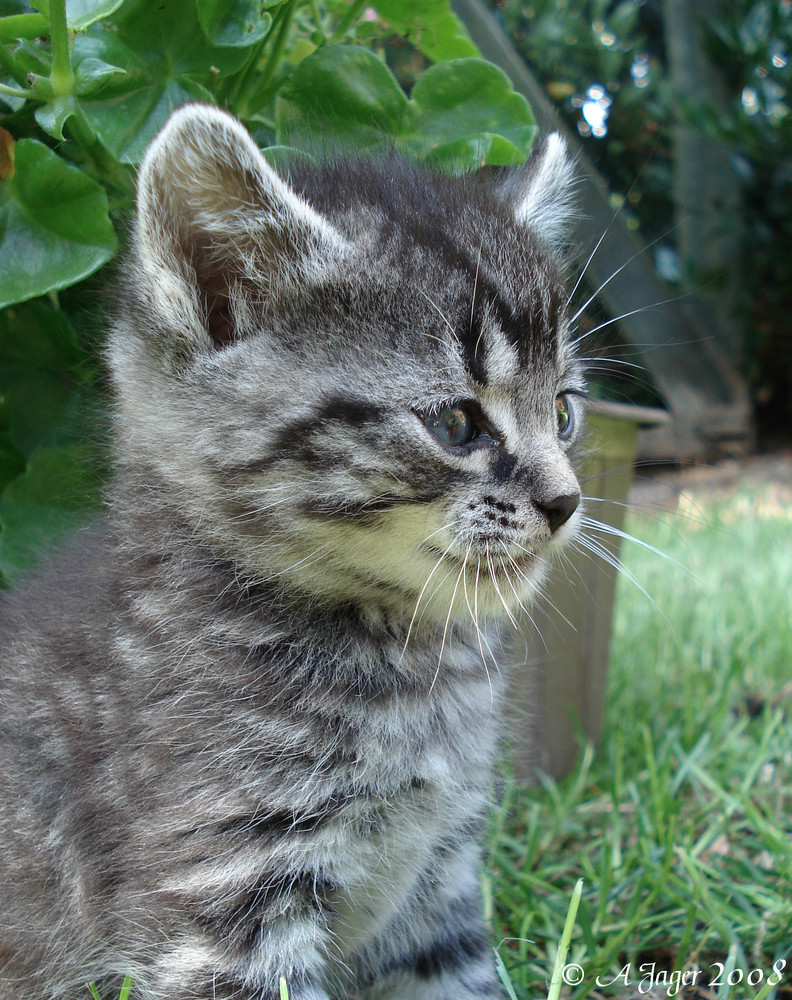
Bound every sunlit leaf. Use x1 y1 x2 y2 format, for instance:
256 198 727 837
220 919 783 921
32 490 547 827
196 0 275 48
66 0 124 30
372 0 478 61
407 59 535 159
277 48 536 169
423 132 529 169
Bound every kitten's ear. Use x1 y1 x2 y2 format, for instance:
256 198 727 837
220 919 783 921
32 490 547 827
506 134 577 249
134 103 344 349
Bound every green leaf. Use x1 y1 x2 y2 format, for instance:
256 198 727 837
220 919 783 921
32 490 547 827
0 1 35 15
34 95 76 139
407 59 536 161
260 144 316 169
8 38 51 77
423 132 529 169
277 45 413 151
372 0 479 62
608 0 639 39
73 55 127 95
0 139 117 309
76 0 248 162
277 48 536 169
0 433 25 495
0 10 48 41
66 0 124 31
0 302 103 584
82 75 214 163
0 299 82 370
0 443 104 582
196 0 274 48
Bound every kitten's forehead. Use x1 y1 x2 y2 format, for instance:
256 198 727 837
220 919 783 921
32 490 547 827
297 165 574 379
355 214 575 404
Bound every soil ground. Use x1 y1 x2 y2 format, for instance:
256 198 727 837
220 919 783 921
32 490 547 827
627 449 792 512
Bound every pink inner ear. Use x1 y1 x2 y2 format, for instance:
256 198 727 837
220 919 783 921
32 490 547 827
134 105 347 347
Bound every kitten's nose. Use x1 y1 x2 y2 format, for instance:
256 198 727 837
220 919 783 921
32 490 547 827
535 492 580 533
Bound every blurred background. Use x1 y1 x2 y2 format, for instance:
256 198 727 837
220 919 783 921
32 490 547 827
479 0 792 459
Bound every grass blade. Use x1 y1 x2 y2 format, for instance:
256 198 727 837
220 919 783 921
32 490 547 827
495 948 520 1000
548 878 584 1000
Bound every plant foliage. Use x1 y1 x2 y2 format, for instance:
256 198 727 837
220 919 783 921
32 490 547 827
0 0 539 586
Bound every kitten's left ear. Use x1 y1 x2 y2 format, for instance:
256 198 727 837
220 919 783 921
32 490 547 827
505 134 577 249
134 103 345 350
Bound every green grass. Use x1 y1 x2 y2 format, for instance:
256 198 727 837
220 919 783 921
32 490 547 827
489 484 792 999
87 976 132 1000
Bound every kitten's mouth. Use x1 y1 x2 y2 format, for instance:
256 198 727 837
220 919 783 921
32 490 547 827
420 544 538 581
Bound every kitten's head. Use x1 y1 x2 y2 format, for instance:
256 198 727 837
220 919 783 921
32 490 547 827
111 104 585 625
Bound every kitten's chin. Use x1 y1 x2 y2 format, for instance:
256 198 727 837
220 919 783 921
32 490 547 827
397 547 551 626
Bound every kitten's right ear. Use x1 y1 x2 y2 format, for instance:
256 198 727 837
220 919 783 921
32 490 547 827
134 103 344 350
505 133 578 250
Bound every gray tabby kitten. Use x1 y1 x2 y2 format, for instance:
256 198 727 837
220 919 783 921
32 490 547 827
0 105 584 1000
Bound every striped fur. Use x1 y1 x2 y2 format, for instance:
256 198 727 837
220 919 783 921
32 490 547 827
0 105 585 999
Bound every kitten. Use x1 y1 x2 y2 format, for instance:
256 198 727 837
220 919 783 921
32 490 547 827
0 104 584 1000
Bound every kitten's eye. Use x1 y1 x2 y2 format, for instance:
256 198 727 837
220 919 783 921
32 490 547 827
424 406 475 447
555 394 574 439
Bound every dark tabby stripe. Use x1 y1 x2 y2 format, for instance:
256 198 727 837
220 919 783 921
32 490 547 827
192 871 335 954
299 491 443 523
231 397 386 475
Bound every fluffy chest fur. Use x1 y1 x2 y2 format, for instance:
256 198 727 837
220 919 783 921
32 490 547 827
0 104 584 1000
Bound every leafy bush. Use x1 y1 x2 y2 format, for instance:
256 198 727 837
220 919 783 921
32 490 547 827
0 0 539 585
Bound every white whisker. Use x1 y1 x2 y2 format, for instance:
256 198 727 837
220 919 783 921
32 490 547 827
472 232 485 352
572 533 669 626
579 516 691 575
569 225 680 327
417 287 459 343
485 544 519 629
430 548 469 694
400 535 459 662
567 225 612 306
573 288 694 345
462 557 497 704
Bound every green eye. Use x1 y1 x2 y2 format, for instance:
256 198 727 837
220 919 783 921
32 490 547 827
555 394 574 439
424 406 475 447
